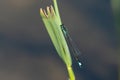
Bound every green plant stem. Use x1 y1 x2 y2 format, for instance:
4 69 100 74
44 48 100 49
67 66 75 80
40 0 76 80
53 0 62 25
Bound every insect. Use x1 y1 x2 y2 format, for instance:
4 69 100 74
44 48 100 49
60 24 82 67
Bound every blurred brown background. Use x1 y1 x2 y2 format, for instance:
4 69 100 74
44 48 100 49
0 0 118 80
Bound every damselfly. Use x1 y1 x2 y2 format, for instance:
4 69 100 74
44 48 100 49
60 24 82 67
